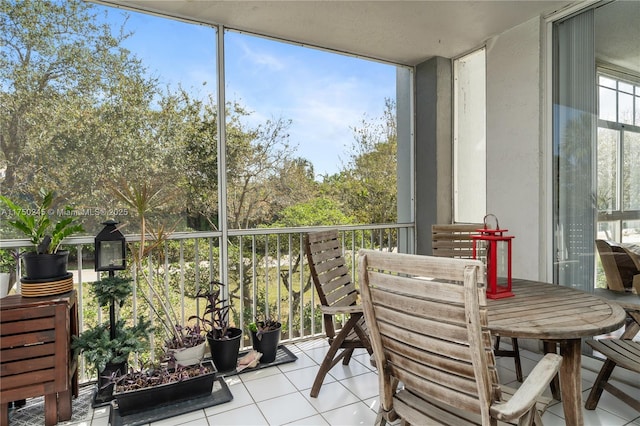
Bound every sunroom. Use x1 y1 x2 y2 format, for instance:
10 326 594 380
1 1 639 425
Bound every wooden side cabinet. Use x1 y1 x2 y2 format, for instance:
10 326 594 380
1 291 79 425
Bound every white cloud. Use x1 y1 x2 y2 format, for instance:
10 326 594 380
224 34 395 175
237 39 286 71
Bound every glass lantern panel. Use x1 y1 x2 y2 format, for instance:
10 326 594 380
496 240 509 286
475 239 488 266
99 241 124 268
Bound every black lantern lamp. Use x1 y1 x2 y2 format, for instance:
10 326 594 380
95 220 126 274
95 220 126 341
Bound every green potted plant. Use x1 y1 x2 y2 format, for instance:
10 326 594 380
248 315 282 363
0 189 84 280
0 249 17 297
192 281 242 372
72 276 152 406
144 285 208 367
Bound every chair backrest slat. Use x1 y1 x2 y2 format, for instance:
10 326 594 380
432 223 482 258
305 233 356 302
325 284 358 307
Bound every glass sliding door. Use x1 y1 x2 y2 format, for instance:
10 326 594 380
553 0 640 291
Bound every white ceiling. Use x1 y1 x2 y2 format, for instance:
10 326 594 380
97 1 577 66
594 1 640 74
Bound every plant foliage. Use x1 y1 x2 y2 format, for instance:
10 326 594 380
248 316 281 341
164 324 206 349
190 280 234 340
73 275 152 373
0 189 84 254
90 276 134 308
72 318 152 373
0 250 17 273
113 362 215 393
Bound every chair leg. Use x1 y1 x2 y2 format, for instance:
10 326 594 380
310 315 360 398
353 321 373 355
585 359 616 410
342 348 355 365
310 343 344 397
517 407 535 426
494 336 523 382
531 407 543 426
511 338 523 383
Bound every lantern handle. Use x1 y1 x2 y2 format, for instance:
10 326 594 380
483 213 499 230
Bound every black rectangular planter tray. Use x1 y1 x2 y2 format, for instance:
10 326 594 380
109 377 232 426
114 361 217 416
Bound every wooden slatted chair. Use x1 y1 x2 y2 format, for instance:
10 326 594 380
432 223 481 258
432 223 523 382
358 250 562 426
585 305 640 412
595 239 640 294
304 230 373 398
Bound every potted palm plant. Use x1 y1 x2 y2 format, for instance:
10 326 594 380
192 281 242 372
0 189 84 280
72 276 152 406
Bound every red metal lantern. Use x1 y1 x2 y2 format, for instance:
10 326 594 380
472 214 514 299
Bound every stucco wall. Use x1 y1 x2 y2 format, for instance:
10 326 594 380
415 57 452 255
486 17 544 280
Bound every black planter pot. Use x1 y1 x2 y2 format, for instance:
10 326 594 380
114 361 217 416
207 327 242 372
250 323 282 363
93 360 127 407
22 250 69 280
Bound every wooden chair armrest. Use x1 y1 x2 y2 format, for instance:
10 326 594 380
319 305 363 315
490 353 562 421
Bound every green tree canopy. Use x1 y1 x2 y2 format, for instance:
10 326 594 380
1 0 398 236
323 98 397 224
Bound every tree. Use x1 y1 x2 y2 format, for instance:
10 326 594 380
324 98 397 224
0 1 148 196
273 197 353 227
225 110 301 229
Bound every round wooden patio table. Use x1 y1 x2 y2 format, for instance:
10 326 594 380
487 279 626 426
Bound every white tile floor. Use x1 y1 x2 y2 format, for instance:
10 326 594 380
50 338 640 425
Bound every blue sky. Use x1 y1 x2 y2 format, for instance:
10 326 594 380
100 5 396 177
